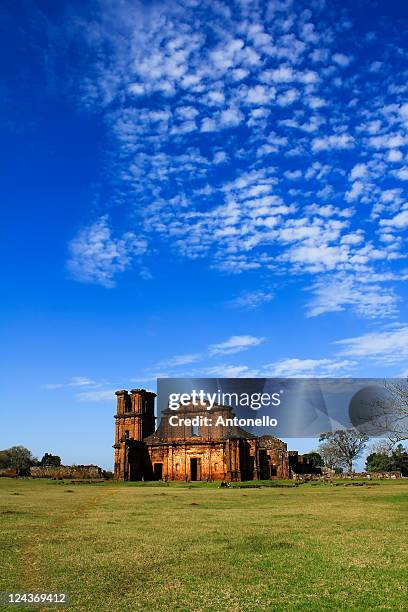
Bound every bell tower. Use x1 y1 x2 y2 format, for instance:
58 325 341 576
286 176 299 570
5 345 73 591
113 388 156 480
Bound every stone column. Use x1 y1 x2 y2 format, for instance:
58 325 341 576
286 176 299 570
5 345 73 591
130 389 143 440
115 390 128 415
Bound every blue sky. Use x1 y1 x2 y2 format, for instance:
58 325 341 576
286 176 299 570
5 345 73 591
1 0 408 469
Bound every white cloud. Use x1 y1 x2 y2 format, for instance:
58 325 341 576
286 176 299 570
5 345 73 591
41 383 63 390
219 107 244 128
400 103 408 120
369 134 406 149
201 117 217 132
336 325 408 363
350 163 367 180
380 205 408 229
341 232 364 245
387 150 403 162
369 61 383 73
260 67 318 84
228 290 274 310
277 88 299 106
312 133 355 152
203 356 356 378
42 377 102 391
176 106 199 120
244 85 273 105
62 0 408 320
283 169 302 180
264 358 355 377
204 364 259 377
206 90 225 105
209 335 266 356
231 68 249 81
210 37 245 70
281 243 350 272
170 120 197 134
67 216 147 288
213 150 228 164
306 274 399 318
310 48 329 63
307 96 326 109
157 353 200 368
68 376 96 387
345 180 365 202
394 167 408 181
76 389 115 401
332 53 352 67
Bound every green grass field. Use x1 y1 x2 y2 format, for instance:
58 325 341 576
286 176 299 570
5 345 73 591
0 478 407 611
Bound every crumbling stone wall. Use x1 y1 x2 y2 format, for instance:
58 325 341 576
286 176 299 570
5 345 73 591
30 465 103 479
292 471 403 481
337 471 402 479
0 468 18 477
288 451 322 476
258 435 289 479
366 471 402 479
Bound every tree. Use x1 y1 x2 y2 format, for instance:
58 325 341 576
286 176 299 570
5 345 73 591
368 379 408 443
368 439 394 456
318 439 346 472
40 452 61 467
365 442 408 474
302 452 324 468
391 443 408 475
365 452 392 472
0 449 11 469
319 429 369 473
6 446 36 475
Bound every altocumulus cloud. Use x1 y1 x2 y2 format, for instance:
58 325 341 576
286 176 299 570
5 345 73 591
264 358 356 377
209 335 266 356
336 324 408 364
228 289 275 310
59 0 408 319
67 216 147 288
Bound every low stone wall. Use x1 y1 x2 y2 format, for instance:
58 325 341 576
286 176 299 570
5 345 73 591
0 468 18 477
355 471 401 479
30 465 103 479
293 471 403 481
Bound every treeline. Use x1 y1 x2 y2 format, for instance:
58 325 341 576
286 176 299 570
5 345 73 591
0 446 62 476
0 446 114 479
303 430 407 475
365 443 408 474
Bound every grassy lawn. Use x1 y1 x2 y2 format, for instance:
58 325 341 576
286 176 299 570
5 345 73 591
0 478 407 611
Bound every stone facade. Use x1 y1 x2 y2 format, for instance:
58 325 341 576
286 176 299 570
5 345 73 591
114 388 318 482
